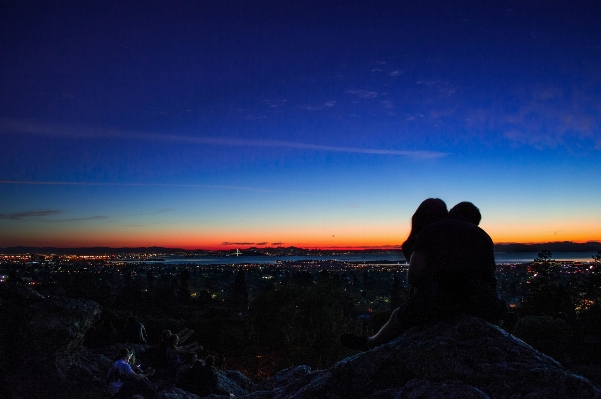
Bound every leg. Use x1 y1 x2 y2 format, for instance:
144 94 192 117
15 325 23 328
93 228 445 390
367 307 403 348
340 308 404 351
119 378 157 398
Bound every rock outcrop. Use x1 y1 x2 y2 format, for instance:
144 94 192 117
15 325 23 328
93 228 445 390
244 316 601 399
0 282 101 398
2 282 600 399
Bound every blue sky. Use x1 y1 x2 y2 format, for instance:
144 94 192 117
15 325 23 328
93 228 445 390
1 1 600 249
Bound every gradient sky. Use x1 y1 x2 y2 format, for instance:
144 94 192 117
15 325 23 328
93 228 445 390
1 1 600 250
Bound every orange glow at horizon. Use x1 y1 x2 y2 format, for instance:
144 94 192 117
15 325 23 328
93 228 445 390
4 231 600 251
2 218 599 250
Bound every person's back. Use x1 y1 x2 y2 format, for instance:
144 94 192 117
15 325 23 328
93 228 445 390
123 317 147 344
405 218 506 325
408 218 496 289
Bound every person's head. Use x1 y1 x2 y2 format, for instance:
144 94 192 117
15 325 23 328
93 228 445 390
402 198 448 261
205 355 215 367
161 329 172 342
117 347 133 362
449 201 481 225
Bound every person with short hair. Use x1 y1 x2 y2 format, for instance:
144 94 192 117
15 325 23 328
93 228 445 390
448 201 481 225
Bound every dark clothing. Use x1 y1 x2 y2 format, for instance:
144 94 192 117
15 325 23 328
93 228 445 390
398 219 507 328
179 363 228 397
410 219 497 289
398 281 507 328
123 321 147 344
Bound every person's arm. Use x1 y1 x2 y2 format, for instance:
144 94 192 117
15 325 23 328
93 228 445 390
178 329 194 343
181 341 199 350
175 345 201 354
127 367 155 381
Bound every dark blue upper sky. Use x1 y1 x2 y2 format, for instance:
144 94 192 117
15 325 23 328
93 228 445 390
1 1 600 248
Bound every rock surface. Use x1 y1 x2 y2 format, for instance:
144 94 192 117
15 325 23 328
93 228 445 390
242 316 601 399
2 282 601 399
0 282 101 398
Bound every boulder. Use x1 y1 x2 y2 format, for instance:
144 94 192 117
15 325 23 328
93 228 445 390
157 387 201 399
221 369 257 394
0 282 101 398
241 316 601 399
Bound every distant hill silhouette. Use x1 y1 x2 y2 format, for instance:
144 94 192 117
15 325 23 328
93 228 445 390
0 246 190 255
494 241 601 253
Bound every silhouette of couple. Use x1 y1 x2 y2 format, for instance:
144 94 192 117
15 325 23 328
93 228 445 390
341 199 511 351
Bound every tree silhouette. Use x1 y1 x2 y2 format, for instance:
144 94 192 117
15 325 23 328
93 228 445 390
231 267 248 312
390 274 402 310
524 250 574 318
593 250 601 265
179 268 191 302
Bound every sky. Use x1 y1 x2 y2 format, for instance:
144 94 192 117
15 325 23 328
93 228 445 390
1 1 600 250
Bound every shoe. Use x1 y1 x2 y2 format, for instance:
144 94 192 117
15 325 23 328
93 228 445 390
339 333 368 351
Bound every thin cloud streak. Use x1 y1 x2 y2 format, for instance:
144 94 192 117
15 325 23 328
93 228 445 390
0 210 108 223
0 210 61 220
53 215 108 222
0 118 449 159
0 180 319 194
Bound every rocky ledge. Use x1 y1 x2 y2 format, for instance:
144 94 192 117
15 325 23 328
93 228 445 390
244 316 601 399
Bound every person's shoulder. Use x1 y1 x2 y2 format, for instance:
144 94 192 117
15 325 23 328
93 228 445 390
114 359 134 373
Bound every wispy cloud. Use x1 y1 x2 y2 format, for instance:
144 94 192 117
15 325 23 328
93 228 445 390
345 90 379 99
134 208 175 216
0 209 61 220
0 209 106 223
415 80 457 96
58 215 107 222
0 180 322 194
0 118 449 159
221 242 256 246
465 85 601 151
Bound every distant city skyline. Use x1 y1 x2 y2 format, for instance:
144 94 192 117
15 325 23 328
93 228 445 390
1 1 600 250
